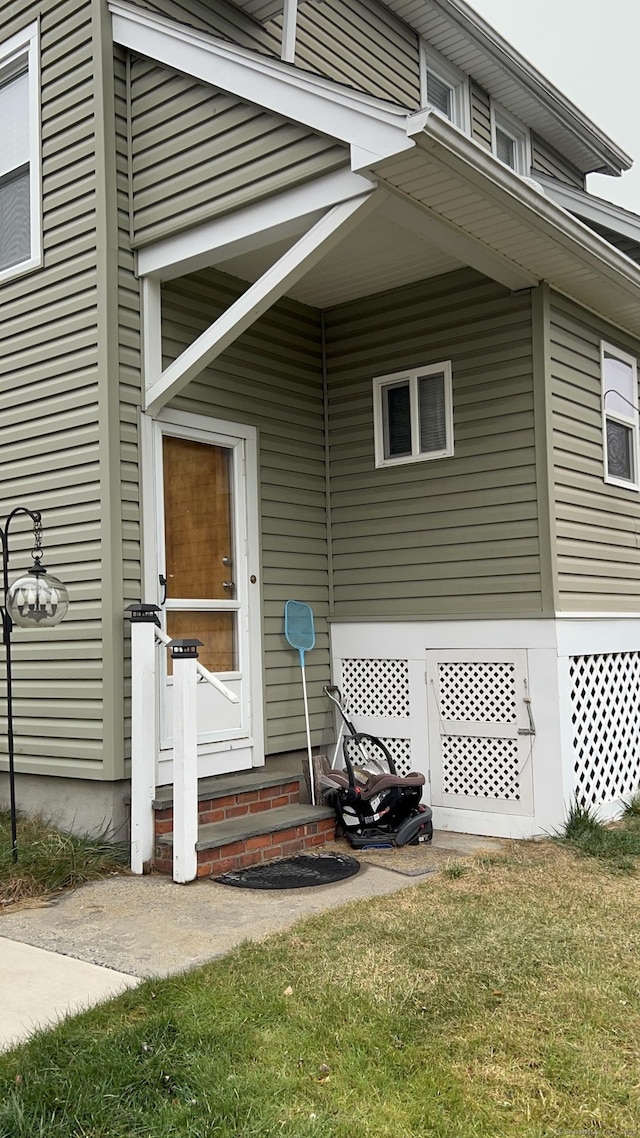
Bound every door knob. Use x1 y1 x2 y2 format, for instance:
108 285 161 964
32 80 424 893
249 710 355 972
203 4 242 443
222 557 233 567
223 581 235 592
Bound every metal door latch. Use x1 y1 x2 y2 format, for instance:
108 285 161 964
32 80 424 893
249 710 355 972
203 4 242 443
517 695 536 737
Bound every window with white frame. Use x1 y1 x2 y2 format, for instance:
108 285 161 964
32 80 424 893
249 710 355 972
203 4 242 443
491 104 530 176
420 44 469 132
0 23 41 282
601 342 640 489
373 362 454 468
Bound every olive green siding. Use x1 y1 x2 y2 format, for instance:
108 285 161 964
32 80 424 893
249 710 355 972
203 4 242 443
531 134 585 189
161 270 329 754
0 0 118 779
132 0 280 53
128 60 349 247
549 294 640 611
266 0 420 108
324 270 542 618
470 81 491 150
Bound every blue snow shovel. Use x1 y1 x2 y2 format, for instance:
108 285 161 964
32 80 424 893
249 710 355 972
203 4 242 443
284 600 317 805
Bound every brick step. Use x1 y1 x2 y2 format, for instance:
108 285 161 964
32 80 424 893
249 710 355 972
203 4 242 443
154 802 336 878
153 769 302 831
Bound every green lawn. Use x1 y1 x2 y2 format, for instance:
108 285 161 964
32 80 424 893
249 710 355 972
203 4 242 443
1 838 639 1137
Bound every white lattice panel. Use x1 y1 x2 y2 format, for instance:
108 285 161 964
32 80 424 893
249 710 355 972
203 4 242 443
438 663 517 722
341 659 410 717
442 737 521 800
570 653 640 808
381 738 413 777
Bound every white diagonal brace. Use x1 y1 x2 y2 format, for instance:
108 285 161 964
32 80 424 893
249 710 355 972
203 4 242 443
144 190 379 415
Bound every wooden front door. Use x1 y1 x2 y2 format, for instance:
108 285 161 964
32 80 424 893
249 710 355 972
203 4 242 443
153 415 262 780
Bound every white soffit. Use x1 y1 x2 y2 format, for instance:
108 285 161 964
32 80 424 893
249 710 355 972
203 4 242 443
373 128 640 340
217 210 465 306
383 0 630 176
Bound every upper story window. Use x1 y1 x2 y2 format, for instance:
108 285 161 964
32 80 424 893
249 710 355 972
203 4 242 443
601 342 640 490
491 103 530 176
0 23 41 284
420 44 469 133
373 362 454 469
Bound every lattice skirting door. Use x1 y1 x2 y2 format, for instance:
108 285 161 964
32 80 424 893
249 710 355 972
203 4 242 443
569 652 640 810
426 649 534 816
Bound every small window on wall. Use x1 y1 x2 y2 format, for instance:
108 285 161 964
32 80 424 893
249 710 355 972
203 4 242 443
491 104 530 176
373 363 453 468
602 342 640 489
0 23 41 283
420 44 469 133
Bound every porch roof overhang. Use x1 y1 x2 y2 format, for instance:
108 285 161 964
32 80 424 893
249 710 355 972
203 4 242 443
123 1 640 413
381 111 640 341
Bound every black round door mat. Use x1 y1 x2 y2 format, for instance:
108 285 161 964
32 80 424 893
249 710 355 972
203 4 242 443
214 852 360 890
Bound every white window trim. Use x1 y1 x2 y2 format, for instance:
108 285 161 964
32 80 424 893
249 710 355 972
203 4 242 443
373 362 454 469
419 42 469 134
601 341 640 491
0 21 42 285
490 102 531 176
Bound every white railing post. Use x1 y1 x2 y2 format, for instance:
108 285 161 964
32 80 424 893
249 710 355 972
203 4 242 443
125 604 161 875
169 638 201 884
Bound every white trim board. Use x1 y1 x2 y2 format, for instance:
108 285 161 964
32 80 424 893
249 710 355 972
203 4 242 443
137 169 376 281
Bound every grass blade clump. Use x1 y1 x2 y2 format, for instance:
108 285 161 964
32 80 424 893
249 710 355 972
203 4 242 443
558 796 640 872
0 810 128 907
622 790 640 818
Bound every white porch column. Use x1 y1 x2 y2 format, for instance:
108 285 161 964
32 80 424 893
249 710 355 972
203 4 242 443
170 638 201 884
126 604 161 875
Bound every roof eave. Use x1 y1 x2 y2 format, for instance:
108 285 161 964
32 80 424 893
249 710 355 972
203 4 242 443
385 0 632 177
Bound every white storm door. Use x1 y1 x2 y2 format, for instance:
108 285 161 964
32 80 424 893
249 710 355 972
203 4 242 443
154 415 261 776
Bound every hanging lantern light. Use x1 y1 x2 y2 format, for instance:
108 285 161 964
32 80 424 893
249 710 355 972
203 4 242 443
7 564 69 627
5 515 68 629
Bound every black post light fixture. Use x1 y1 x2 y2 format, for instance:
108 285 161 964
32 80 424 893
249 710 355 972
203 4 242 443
1 508 69 862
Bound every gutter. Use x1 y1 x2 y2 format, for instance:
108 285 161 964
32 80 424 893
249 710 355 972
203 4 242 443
396 109 640 304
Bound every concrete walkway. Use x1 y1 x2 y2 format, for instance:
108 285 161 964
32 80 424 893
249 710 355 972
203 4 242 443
0 937 139 1051
0 832 501 1051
